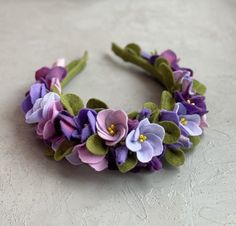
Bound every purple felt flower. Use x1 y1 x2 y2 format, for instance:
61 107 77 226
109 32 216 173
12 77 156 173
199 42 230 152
126 118 165 163
21 83 47 114
56 108 97 142
70 144 108 171
36 101 63 140
115 146 128 165
35 60 66 93
96 109 128 146
160 103 202 137
139 108 152 120
25 92 60 124
175 91 208 116
73 109 97 143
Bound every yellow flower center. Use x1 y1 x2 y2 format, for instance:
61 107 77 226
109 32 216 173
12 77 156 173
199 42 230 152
180 117 188 125
107 124 116 136
187 99 195 105
139 134 147 143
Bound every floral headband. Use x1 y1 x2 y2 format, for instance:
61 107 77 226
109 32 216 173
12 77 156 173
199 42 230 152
21 43 208 173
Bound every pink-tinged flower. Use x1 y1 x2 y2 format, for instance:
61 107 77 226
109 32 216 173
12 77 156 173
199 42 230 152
67 144 107 171
96 109 128 146
36 101 63 140
200 114 208 129
25 92 60 124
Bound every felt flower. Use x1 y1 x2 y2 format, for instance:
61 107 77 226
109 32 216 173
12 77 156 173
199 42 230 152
35 59 66 93
36 101 63 140
133 156 163 172
69 144 108 171
21 83 47 114
73 109 97 142
55 109 97 142
139 108 152 120
160 103 202 137
115 146 128 165
25 92 60 124
96 109 128 146
126 118 165 163
175 91 208 116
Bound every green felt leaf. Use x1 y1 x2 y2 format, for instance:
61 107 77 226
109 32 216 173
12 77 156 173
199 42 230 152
160 90 175 110
154 57 169 68
86 98 108 109
158 121 181 144
190 136 201 148
143 102 160 123
128 111 139 119
51 85 61 95
86 134 108 156
44 148 54 157
117 153 138 173
125 43 141 56
157 63 175 91
61 93 84 116
143 102 158 112
193 79 207 95
165 148 185 167
54 140 73 161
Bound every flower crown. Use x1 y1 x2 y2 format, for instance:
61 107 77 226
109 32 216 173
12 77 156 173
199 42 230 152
21 43 208 173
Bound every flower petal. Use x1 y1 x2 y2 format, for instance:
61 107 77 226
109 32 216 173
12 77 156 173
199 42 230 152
136 142 154 163
141 124 165 141
89 158 108 171
146 133 163 156
65 148 82 166
115 146 128 165
180 121 202 136
126 130 142 152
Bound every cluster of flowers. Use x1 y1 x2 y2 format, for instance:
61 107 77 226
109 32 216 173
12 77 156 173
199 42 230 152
21 49 208 173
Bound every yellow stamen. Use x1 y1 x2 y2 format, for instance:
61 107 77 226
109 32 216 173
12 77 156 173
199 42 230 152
138 134 147 143
107 124 116 136
187 99 195 105
180 117 188 125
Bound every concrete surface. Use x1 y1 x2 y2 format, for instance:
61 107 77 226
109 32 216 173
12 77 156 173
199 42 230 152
0 0 236 225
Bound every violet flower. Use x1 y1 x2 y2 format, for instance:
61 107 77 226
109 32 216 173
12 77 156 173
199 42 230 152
126 118 165 163
21 83 47 114
25 92 60 124
73 109 97 143
160 103 202 137
115 146 128 165
96 109 128 146
175 90 208 116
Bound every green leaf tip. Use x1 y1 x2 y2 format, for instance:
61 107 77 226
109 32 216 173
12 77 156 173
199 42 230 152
165 148 185 167
86 98 108 109
86 134 108 156
117 153 138 173
61 93 84 116
158 121 181 144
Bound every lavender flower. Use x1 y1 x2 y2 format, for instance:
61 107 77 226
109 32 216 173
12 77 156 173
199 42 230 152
126 118 165 163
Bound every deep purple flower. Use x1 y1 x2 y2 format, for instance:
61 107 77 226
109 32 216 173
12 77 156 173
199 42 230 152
73 109 97 142
175 91 208 116
96 109 128 146
21 83 47 114
35 66 66 92
139 108 151 120
126 118 165 163
56 108 97 142
160 103 202 137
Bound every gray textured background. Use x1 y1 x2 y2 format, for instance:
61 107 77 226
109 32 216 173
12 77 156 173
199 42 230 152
0 0 236 225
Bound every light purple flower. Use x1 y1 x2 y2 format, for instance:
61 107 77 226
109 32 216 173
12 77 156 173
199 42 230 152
160 103 202 137
126 118 165 163
96 109 128 146
25 92 60 124
115 146 128 165
21 83 47 114
36 101 63 140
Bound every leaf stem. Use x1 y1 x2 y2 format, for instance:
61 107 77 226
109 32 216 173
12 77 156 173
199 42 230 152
61 51 88 88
